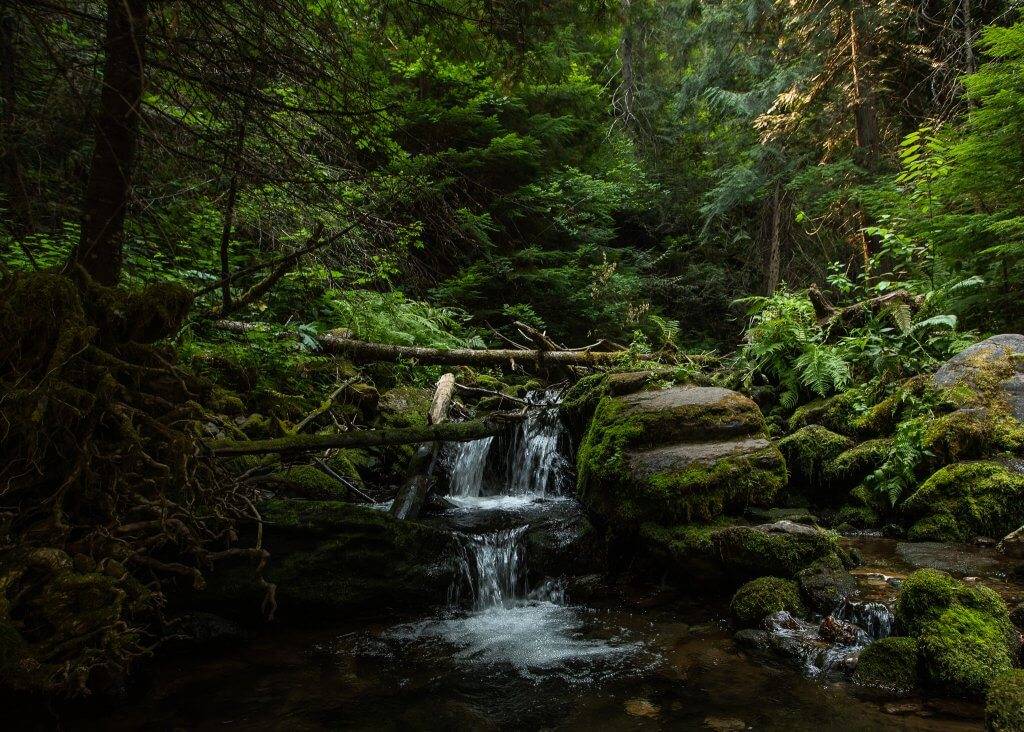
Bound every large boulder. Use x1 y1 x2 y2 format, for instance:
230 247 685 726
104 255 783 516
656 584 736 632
639 519 852 584
576 386 786 528
903 459 1024 542
933 334 1024 419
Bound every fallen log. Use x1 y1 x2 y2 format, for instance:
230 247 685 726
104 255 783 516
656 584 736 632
391 373 456 520
315 332 638 368
210 416 513 457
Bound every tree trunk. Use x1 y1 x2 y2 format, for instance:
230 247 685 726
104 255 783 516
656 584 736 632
767 182 782 295
71 0 148 285
0 9 31 243
848 6 879 173
391 372 457 520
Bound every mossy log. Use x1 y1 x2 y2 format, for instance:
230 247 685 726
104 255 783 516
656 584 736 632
210 416 518 457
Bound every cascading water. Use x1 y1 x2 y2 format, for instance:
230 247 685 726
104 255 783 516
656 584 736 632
448 436 494 498
506 389 567 496
390 387 644 681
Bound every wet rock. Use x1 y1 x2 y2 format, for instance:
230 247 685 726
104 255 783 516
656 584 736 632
819 616 859 645
733 628 771 653
704 717 747 731
896 541 1006 577
577 386 785 528
624 698 660 718
999 525 1024 559
523 500 598 578
797 562 857 614
1010 603 1024 631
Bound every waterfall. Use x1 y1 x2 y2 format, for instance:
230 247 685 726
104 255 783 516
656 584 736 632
448 437 494 498
506 389 567 496
455 526 528 610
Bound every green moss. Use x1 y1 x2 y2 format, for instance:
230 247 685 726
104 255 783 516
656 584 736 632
378 386 433 427
577 393 784 527
640 521 850 581
895 569 1012 638
266 465 347 500
922 410 1024 465
853 637 920 692
778 426 853 497
208 385 246 415
986 669 1024 732
730 576 803 628
788 389 865 435
834 504 880 529
824 438 892 490
904 462 1024 543
919 607 1015 699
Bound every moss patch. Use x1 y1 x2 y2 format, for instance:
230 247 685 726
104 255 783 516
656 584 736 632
264 465 348 500
853 637 920 693
639 521 850 582
778 426 853 499
895 569 1011 638
904 462 1024 543
919 607 1015 699
986 669 1024 732
730 576 803 628
824 438 892 491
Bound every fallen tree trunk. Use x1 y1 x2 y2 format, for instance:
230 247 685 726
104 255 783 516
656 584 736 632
391 373 456 520
315 332 638 367
210 416 513 457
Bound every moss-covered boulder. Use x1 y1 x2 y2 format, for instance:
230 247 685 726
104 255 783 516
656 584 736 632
919 606 1016 699
853 637 920 693
986 669 1024 732
824 438 892 493
895 569 1011 637
730 576 803 628
379 386 433 428
639 519 851 583
577 386 785 528
777 426 853 500
904 461 1024 542
202 500 459 619
933 334 1024 414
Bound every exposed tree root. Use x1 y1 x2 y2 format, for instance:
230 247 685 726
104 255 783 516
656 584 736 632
0 267 271 697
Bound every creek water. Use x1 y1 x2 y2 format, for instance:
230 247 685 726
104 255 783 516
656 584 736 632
69 392 1002 730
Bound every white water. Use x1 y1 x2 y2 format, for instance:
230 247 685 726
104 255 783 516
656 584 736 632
395 388 645 680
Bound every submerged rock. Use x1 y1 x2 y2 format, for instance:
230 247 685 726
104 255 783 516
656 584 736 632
576 386 785 528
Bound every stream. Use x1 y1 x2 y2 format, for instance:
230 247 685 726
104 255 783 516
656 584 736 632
71 391 1014 730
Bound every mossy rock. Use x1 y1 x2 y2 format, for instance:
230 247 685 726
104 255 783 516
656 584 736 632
263 465 348 500
730 576 803 628
922 409 1024 466
904 461 1024 543
824 438 892 493
895 569 1012 638
577 387 785 528
986 669 1024 732
203 501 459 619
833 504 881 530
788 389 865 436
639 520 851 583
919 607 1016 699
796 558 856 613
933 335 1024 417
777 426 854 500
853 637 920 693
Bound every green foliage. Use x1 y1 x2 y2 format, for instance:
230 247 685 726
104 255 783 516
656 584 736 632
321 290 483 349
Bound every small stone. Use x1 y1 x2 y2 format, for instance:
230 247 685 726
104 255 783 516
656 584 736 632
625 699 660 718
884 702 922 715
704 717 746 731
818 616 859 645
974 536 997 547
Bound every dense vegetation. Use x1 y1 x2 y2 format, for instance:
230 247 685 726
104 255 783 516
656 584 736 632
3 0 1024 717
